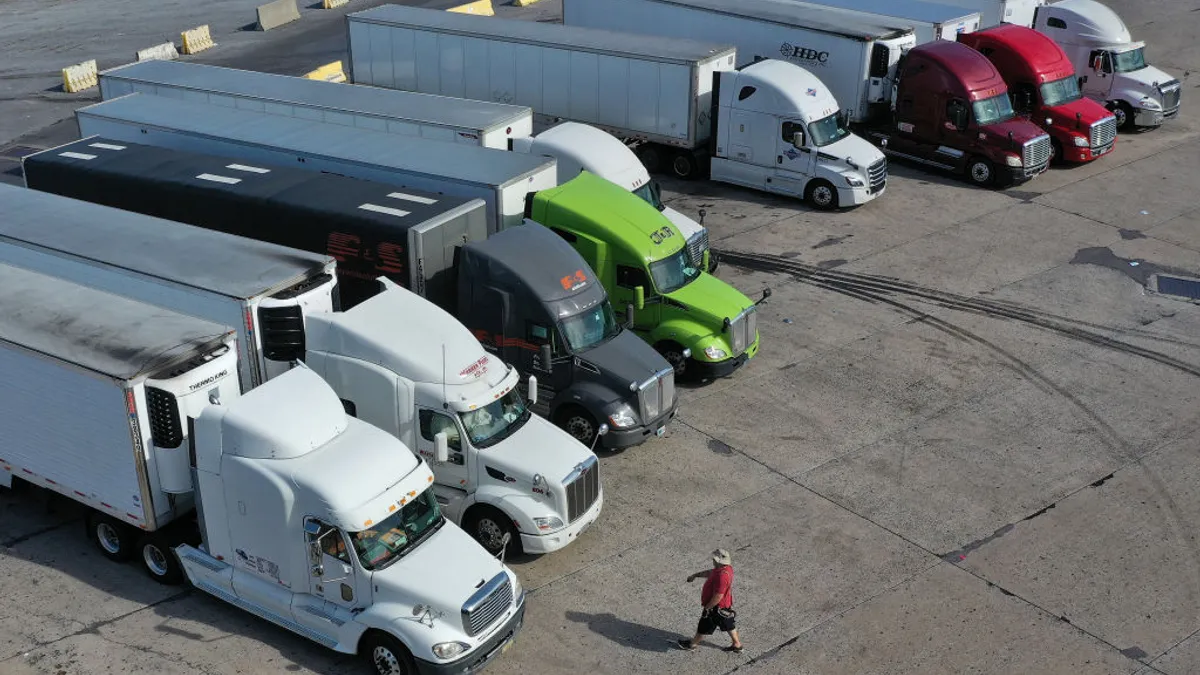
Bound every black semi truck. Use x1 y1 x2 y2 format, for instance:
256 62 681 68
21 136 678 448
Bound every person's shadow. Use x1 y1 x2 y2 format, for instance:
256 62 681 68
565 611 684 653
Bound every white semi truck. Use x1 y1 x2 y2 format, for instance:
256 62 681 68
0 262 525 675
0 183 603 557
1032 0 1181 129
346 5 888 210
74 93 557 234
92 60 715 274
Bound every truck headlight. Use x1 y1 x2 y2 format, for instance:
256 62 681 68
1072 135 1090 147
1141 97 1162 110
843 176 865 187
533 516 565 532
607 404 637 428
703 345 728 360
1003 154 1022 167
512 571 524 599
432 642 470 659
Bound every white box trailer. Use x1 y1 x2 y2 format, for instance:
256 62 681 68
562 0 918 124
347 4 736 154
74 93 557 233
98 59 534 150
0 260 240 527
0 181 338 394
780 0 981 43
929 0 1044 27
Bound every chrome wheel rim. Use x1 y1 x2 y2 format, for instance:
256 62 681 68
565 415 595 443
143 543 170 577
97 523 122 555
373 646 403 675
477 518 506 552
812 185 834 207
970 162 991 183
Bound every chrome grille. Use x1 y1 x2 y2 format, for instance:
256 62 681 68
728 306 757 355
686 229 710 269
867 158 887 194
462 573 513 637
1022 136 1052 176
637 367 675 425
1090 116 1117 151
565 456 600 523
1161 81 1181 117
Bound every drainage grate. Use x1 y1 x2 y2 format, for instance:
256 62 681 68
1152 274 1200 300
0 145 44 161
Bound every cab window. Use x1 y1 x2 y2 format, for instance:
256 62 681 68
305 518 351 565
781 121 805 146
616 265 648 289
946 99 969 131
419 410 462 453
526 321 564 356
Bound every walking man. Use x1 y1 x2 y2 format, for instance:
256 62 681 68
677 548 744 653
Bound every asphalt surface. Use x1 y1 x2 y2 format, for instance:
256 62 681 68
3 0 1200 674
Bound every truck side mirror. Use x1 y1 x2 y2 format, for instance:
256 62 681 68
528 375 538 406
625 303 636 328
791 131 805 148
756 288 772 306
539 343 553 374
589 423 610 452
307 541 323 576
434 432 450 464
698 208 707 225
633 285 645 311
1091 55 1103 72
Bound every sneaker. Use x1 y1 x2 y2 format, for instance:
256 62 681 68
724 645 744 653
676 639 696 651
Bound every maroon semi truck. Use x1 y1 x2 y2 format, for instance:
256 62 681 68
860 40 1053 188
958 24 1118 165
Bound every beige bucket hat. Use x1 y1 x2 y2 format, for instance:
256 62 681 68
712 548 732 566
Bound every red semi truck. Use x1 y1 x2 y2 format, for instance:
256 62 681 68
861 40 1052 188
958 24 1118 164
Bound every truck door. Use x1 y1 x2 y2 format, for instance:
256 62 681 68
612 263 661 332
936 98 972 171
1084 50 1114 98
417 409 471 521
774 120 815 197
294 518 363 643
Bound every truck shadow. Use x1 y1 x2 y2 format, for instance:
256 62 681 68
564 610 683 652
0 482 369 674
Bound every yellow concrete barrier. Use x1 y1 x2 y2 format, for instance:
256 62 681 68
61 60 98 93
136 42 179 62
449 0 494 15
322 0 349 7
303 61 347 83
181 25 216 55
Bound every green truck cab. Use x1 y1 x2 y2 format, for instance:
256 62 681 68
527 172 769 379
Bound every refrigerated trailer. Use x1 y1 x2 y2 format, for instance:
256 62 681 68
0 180 336 393
931 0 1044 27
561 0 918 125
74 93 557 233
780 0 981 43
98 59 534 149
0 261 526 674
347 4 888 210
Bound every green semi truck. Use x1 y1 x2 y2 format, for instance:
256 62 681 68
528 172 769 379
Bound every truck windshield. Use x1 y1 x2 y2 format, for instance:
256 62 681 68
459 388 531 449
972 93 1016 126
808 113 850 147
350 490 444 571
632 181 666 211
1112 48 1147 73
649 249 701 294
1040 76 1082 107
560 302 620 352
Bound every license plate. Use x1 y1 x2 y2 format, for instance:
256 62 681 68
502 640 513 654
656 426 667 437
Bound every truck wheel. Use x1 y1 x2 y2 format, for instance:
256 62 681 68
966 157 995 187
558 405 600 446
671 152 698 180
362 631 416 675
466 506 521 558
1050 139 1063 165
88 513 136 562
804 180 839 210
637 146 663 174
657 342 689 378
1108 101 1134 130
137 533 185 585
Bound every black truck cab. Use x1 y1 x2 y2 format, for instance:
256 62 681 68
457 224 677 448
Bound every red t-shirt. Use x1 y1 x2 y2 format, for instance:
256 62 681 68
702 566 734 609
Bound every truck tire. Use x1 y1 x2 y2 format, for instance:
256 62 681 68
557 405 600 447
465 506 521 558
1050 138 1064 165
656 341 689 378
1108 101 1134 131
637 145 663 174
88 513 136 562
137 532 185 585
671 152 698 180
966 157 995 187
362 630 417 675
804 179 839 210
